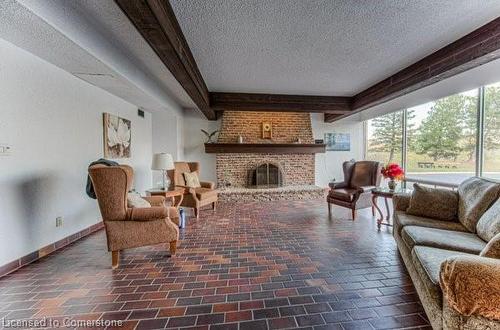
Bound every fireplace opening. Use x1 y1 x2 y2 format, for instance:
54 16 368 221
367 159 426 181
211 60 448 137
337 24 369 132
247 163 283 188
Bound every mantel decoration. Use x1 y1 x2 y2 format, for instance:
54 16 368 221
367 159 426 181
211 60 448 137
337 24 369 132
262 122 272 139
103 113 131 158
381 163 405 190
201 129 219 143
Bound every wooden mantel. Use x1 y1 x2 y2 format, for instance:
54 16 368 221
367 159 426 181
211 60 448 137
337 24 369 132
204 143 326 154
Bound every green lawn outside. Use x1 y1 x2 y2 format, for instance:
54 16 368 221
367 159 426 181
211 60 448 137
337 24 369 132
366 150 500 173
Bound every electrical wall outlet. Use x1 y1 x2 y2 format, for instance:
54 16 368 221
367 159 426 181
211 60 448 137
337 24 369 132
0 144 12 156
56 216 63 227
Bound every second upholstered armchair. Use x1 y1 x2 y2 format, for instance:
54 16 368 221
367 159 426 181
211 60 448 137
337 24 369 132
327 160 382 220
89 164 179 269
168 162 218 219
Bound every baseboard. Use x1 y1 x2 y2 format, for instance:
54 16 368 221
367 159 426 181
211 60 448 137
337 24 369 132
0 222 104 278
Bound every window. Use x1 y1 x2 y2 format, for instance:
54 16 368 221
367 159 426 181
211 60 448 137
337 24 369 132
363 86 496 187
406 90 478 185
366 110 403 165
483 83 500 180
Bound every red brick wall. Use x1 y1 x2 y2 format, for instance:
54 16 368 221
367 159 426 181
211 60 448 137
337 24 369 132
216 111 315 187
218 111 314 144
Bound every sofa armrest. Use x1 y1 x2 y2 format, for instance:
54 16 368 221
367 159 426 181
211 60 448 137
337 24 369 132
142 196 165 207
440 255 500 321
328 181 348 189
200 181 215 189
393 193 412 211
355 185 376 193
127 207 168 221
175 185 199 202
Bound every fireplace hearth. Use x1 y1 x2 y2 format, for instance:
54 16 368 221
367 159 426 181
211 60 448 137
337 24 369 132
247 163 283 188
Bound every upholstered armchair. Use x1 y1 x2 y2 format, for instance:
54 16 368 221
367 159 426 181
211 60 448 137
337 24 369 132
168 162 218 219
89 164 179 269
327 160 382 220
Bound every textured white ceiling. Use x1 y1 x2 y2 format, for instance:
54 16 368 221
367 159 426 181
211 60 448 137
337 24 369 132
170 0 500 96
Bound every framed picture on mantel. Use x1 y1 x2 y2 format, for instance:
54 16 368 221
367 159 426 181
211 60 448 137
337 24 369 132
324 133 350 151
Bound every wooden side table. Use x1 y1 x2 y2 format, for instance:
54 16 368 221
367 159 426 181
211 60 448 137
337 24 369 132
146 187 184 209
371 187 412 230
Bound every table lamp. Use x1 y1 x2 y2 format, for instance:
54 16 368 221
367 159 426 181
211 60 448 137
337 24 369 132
151 153 174 190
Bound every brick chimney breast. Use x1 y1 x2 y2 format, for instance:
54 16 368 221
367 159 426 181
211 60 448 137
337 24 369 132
216 111 315 187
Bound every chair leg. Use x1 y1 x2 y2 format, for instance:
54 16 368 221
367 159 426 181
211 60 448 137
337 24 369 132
351 209 356 221
371 205 375 217
169 240 177 255
194 207 199 219
111 251 119 269
212 201 217 211
328 202 332 216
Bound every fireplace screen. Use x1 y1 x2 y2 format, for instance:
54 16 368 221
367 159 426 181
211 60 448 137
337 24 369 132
247 163 283 188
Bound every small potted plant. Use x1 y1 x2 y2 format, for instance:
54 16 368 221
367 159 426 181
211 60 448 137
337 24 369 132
381 163 404 190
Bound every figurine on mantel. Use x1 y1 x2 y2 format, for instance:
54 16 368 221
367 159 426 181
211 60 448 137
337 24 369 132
237 135 243 143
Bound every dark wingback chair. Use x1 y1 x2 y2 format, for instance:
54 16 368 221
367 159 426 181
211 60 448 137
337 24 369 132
327 160 382 220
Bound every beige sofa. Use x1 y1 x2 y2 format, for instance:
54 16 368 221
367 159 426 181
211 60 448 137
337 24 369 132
393 177 500 330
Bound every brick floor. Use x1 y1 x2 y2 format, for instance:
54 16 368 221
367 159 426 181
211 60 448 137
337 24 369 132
0 200 431 329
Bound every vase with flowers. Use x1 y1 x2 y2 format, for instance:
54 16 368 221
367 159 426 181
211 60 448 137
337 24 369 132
381 163 405 190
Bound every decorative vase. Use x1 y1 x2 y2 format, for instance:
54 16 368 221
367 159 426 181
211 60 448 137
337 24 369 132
237 135 243 143
388 179 397 190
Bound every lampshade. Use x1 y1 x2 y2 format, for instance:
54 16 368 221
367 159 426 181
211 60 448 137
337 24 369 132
151 153 174 170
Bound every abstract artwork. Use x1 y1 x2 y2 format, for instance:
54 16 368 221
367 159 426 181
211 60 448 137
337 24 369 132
103 113 131 158
324 133 350 151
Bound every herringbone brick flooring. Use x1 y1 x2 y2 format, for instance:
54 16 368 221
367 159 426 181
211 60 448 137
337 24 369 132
0 200 430 329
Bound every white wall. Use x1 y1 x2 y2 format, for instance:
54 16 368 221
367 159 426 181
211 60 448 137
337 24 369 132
151 110 185 187
0 39 153 266
311 114 365 187
183 109 220 182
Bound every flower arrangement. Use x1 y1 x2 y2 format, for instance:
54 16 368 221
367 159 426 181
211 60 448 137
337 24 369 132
381 163 405 180
381 163 405 190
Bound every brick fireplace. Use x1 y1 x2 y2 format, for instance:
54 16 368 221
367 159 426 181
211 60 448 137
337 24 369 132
215 111 316 188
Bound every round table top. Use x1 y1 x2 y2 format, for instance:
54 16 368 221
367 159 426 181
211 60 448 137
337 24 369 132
372 187 412 197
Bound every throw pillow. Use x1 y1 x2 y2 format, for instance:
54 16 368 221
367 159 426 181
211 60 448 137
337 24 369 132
476 197 500 242
127 192 151 208
480 233 500 259
406 184 458 221
183 172 201 188
458 177 500 233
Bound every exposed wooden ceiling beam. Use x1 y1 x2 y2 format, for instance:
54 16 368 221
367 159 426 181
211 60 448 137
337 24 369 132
115 0 216 120
117 2 500 123
210 92 352 114
325 17 500 123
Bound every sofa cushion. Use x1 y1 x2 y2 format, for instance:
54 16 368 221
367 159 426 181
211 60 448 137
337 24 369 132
480 233 500 259
458 177 500 233
476 197 500 242
393 211 467 236
195 187 218 200
411 246 474 307
402 226 486 254
329 188 357 202
406 184 458 221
